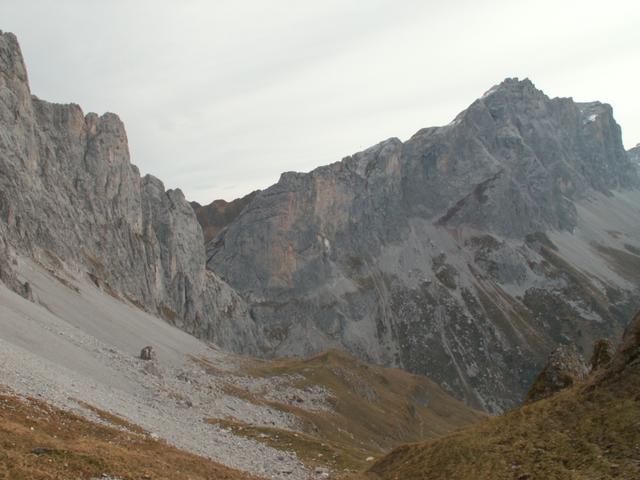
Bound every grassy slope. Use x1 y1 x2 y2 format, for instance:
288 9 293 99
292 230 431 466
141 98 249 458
217 349 485 474
0 392 256 480
365 354 640 479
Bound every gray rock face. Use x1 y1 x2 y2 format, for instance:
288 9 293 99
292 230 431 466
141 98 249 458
0 32 261 354
207 78 640 411
629 144 640 173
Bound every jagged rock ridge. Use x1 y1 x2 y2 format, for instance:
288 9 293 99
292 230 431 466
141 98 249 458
0 31 261 353
206 78 640 411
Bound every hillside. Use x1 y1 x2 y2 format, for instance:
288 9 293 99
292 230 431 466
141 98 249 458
365 312 640 480
0 257 482 479
0 392 256 480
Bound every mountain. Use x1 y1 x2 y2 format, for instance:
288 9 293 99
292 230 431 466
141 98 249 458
364 311 640 480
190 190 260 243
2 29 640 415
205 78 640 412
0 31 261 353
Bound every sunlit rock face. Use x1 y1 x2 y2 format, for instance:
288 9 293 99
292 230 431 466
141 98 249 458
207 78 640 412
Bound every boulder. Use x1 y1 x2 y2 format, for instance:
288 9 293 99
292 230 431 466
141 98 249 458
140 346 156 361
525 344 588 404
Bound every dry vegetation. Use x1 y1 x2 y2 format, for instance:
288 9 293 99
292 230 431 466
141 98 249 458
364 353 640 480
208 350 485 475
0 393 256 480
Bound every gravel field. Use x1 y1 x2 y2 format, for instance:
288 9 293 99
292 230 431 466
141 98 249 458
0 258 323 480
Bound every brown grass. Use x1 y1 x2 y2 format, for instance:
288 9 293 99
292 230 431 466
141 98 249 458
364 358 640 480
71 399 147 435
243 350 485 473
0 393 257 480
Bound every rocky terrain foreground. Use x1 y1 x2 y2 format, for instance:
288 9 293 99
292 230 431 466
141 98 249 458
0 257 482 479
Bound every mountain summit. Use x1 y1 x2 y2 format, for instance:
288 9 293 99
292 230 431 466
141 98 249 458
206 77 640 411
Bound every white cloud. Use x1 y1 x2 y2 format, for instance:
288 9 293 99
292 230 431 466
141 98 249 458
3 0 640 202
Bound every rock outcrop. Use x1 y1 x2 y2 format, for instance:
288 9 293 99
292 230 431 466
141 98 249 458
589 339 614 371
206 78 640 411
0 31 262 354
366 310 640 480
609 311 640 373
524 344 588 403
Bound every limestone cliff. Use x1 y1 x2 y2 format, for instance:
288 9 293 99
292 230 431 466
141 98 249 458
0 31 261 353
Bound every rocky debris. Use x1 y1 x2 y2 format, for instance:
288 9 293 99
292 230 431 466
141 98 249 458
589 339 614 371
142 361 161 377
525 345 588 404
0 290 310 479
231 373 335 412
314 467 330 478
140 346 155 361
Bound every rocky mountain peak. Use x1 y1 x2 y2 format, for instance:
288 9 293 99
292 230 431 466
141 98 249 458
479 77 540 101
0 31 29 95
0 31 262 355
205 71 640 411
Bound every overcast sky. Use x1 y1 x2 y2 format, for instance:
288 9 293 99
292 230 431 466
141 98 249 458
3 1 639 202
